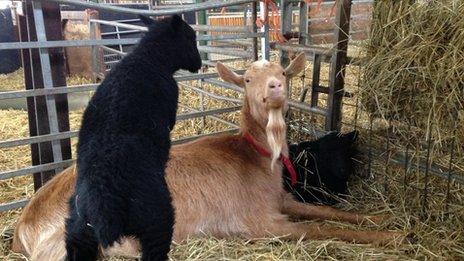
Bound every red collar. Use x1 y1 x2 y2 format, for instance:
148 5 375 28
243 132 297 186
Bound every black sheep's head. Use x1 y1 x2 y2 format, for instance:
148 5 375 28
297 131 359 182
139 15 202 73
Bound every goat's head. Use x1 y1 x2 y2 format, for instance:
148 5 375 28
139 15 202 73
216 53 306 165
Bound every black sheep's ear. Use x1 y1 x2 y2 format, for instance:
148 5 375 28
139 15 155 26
61 19 69 31
343 130 358 144
170 14 183 31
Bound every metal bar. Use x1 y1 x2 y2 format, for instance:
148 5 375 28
198 46 253 58
325 0 351 131
196 0 208 60
179 83 242 104
115 25 123 52
0 131 78 149
101 29 141 36
201 57 243 67
212 39 253 47
172 128 239 145
0 105 240 150
0 69 246 99
20 4 44 191
176 106 242 121
260 1 270 60
308 13 371 23
92 18 261 37
445 129 457 217
101 45 126 55
0 33 263 50
288 101 327 116
403 123 411 191
0 159 75 181
289 0 373 5
34 0 255 16
384 121 391 194
367 116 373 177
178 104 239 129
32 1 63 176
310 53 321 107
0 199 29 212
421 124 433 217
192 25 252 32
0 38 139 50
280 0 294 66
176 70 246 82
273 43 334 56
356 145 464 185
298 0 309 45
0 84 97 100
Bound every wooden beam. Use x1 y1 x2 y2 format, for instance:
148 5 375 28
20 0 71 190
325 0 351 131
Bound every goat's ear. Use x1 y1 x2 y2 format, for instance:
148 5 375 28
139 15 155 26
284 52 306 78
170 14 183 31
216 62 245 88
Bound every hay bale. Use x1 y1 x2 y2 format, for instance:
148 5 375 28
360 0 464 171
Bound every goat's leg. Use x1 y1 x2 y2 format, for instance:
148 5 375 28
265 220 404 246
281 193 389 225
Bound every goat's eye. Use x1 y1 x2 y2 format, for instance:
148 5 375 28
282 72 286 76
245 79 250 83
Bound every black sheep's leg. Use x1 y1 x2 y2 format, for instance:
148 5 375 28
138 224 173 261
65 203 99 261
131 186 174 261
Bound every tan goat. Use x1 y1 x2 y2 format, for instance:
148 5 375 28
13 54 404 260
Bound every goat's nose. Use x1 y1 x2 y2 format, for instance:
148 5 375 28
269 81 283 89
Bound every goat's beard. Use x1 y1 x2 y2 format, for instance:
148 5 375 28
266 108 286 171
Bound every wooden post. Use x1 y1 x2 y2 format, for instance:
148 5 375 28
20 0 71 190
251 2 258 61
89 11 101 81
325 0 351 131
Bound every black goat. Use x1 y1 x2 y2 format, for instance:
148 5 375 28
284 131 359 205
65 15 201 261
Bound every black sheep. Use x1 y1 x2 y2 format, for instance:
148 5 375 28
65 15 201 261
284 131 359 205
